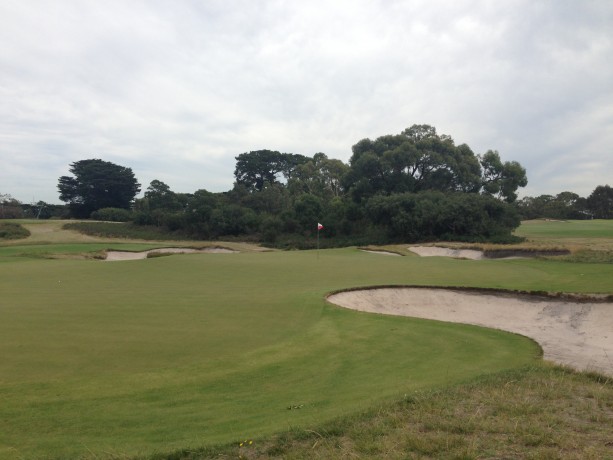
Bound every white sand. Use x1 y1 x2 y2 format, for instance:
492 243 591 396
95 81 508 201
328 288 613 376
408 246 485 259
105 247 237 261
359 249 401 256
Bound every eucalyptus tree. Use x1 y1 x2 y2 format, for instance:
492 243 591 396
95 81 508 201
344 124 483 202
234 150 309 191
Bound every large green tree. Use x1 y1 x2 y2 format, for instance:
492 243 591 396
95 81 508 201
344 125 484 202
58 159 141 218
479 150 528 203
586 185 613 218
287 152 349 199
344 125 527 203
234 150 309 191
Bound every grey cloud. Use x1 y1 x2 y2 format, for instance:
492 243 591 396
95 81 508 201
0 0 611 203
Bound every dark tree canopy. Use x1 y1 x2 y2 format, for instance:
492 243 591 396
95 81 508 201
58 159 141 218
234 150 309 191
344 125 526 203
587 185 613 219
515 192 588 220
71 124 533 245
287 152 349 199
479 150 528 203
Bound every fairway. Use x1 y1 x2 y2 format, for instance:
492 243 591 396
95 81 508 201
1 222 612 459
514 219 613 251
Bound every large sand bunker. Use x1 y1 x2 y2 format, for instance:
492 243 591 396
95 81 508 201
408 246 570 260
328 288 613 376
408 246 485 259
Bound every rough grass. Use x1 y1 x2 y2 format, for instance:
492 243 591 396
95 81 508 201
171 366 612 459
63 221 191 240
0 222 30 240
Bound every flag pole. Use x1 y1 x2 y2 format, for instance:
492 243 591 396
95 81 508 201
316 223 323 259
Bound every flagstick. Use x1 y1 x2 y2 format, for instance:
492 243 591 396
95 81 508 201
317 227 320 259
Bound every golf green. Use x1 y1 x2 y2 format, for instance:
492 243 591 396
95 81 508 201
2 245 601 459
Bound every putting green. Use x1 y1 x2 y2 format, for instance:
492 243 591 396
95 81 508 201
1 244 600 459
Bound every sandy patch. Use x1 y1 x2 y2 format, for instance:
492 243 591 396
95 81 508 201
105 247 237 261
360 249 401 256
408 246 485 259
328 288 613 376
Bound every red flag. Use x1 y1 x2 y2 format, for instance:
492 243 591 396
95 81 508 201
317 223 324 230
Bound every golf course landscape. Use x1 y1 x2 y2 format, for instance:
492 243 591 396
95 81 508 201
1 219 612 459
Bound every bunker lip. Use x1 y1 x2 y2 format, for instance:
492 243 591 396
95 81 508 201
359 249 402 256
327 286 613 376
105 247 238 261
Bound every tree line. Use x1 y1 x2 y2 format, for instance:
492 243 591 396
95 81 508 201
515 187 613 220
51 125 530 246
3 124 611 245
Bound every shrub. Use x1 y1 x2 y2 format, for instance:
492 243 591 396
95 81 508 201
0 222 31 240
90 207 133 222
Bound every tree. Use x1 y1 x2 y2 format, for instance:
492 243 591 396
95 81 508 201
58 159 141 218
479 150 528 203
344 125 483 202
234 150 309 191
287 152 349 199
0 193 22 219
143 180 182 212
587 185 613 218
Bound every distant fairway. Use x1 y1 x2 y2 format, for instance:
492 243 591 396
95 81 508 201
514 218 613 251
1 221 612 459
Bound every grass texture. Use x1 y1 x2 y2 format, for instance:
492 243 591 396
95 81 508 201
187 366 612 459
0 220 612 459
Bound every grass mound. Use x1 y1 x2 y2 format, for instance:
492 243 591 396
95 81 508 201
63 221 190 240
0 222 30 240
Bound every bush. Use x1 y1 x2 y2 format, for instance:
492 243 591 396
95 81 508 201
0 222 31 240
90 207 133 222
366 191 520 243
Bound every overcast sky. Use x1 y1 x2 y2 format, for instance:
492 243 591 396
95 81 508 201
1 0 611 204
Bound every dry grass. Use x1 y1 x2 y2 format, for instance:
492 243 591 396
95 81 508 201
0 220 270 253
166 366 613 459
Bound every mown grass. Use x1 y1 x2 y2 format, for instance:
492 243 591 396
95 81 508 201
515 219 613 252
0 248 552 459
1 220 612 459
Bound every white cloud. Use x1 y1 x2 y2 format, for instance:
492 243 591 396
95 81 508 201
0 0 611 202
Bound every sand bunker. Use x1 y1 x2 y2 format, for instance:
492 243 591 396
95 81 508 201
360 249 401 256
408 246 570 260
328 288 613 376
409 246 484 259
105 247 237 261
